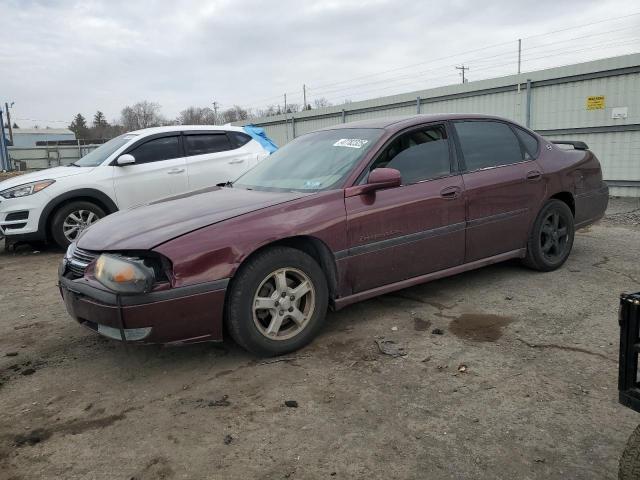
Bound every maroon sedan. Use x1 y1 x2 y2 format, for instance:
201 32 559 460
59 114 608 355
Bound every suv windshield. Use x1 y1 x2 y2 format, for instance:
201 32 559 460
234 128 382 192
73 134 138 167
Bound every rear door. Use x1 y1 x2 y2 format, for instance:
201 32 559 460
112 134 189 208
184 131 257 189
344 123 466 293
452 120 546 262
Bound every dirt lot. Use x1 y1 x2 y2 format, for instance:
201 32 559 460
0 198 639 480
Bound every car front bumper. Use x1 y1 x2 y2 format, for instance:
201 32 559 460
0 195 47 240
58 266 228 344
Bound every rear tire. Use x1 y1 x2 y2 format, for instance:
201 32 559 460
620 423 640 480
226 246 328 356
51 201 105 248
523 199 574 271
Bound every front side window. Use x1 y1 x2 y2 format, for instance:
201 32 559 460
129 136 181 164
185 134 232 156
454 121 523 171
234 128 383 192
366 125 451 184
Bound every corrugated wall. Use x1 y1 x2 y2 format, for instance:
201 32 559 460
236 54 640 196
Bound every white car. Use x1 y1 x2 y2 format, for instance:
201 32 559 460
0 125 275 248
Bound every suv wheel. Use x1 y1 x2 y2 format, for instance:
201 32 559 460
51 201 105 248
523 199 575 271
226 246 328 356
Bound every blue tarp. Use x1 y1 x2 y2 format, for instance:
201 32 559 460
243 125 278 154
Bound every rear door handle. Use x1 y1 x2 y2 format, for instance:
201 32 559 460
228 159 245 164
167 168 185 174
526 170 542 181
440 186 461 199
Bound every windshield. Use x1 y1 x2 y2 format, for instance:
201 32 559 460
73 134 138 167
234 128 383 192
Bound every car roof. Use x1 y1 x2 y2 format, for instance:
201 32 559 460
128 125 246 135
315 113 519 132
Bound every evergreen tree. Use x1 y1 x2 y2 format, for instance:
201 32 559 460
69 114 89 139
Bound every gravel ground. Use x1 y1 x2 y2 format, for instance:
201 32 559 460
0 198 639 480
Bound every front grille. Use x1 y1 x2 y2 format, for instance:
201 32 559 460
67 247 99 279
5 211 29 221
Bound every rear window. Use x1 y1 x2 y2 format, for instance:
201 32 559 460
185 134 232 156
514 127 539 159
454 121 523 171
228 131 252 148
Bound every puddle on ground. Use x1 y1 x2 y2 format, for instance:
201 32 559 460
448 313 513 342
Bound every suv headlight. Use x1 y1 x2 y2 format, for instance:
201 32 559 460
95 254 155 294
0 180 55 199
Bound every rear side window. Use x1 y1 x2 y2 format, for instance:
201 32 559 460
367 125 451 185
185 134 232 156
514 127 539 159
129 136 181 164
454 121 523 171
227 131 252 149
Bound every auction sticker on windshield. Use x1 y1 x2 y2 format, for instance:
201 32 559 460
333 138 369 148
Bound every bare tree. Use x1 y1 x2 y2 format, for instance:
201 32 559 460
313 97 332 109
286 103 301 113
178 106 217 125
120 101 164 131
220 105 249 124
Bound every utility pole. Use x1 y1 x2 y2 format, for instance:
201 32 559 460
4 103 14 144
517 39 522 74
212 101 219 124
455 65 469 84
284 93 287 113
303 84 307 110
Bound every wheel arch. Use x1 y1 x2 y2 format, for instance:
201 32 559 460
41 189 118 241
230 235 339 302
549 191 575 217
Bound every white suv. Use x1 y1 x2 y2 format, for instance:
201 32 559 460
0 125 275 248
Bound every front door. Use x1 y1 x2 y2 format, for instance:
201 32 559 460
112 134 189 208
344 123 466 294
452 120 547 262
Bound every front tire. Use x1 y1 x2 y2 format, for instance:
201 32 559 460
620 424 640 480
523 199 574 271
226 246 328 356
51 201 105 248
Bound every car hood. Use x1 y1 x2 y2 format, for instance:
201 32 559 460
0 166 93 190
77 186 310 251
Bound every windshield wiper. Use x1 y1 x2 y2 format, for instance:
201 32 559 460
68 162 81 167
216 181 233 188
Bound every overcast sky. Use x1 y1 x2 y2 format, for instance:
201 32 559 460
1 0 638 128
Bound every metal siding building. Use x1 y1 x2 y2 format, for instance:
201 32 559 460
237 54 640 196
9 128 76 147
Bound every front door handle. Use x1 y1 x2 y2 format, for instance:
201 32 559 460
228 159 245 165
167 168 185 174
526 170 542 181
440 186 461 199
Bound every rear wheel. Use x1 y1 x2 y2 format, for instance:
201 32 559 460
523 199 574 271
226 246 328 356
51 201 105 248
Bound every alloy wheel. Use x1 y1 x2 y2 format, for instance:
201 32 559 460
63 209 100 242
252 267 316 340
540 211 569 262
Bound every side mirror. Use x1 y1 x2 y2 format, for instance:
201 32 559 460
345 168 401 197
116 154 136 166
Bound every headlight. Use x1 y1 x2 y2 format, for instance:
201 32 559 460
0 180 55 199
94 254 155 294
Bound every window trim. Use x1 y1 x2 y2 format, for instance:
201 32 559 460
510 125 541 160
183 131 234 157
354 122 458 186
450 119 536 174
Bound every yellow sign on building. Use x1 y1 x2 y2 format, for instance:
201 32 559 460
586 96 605 110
